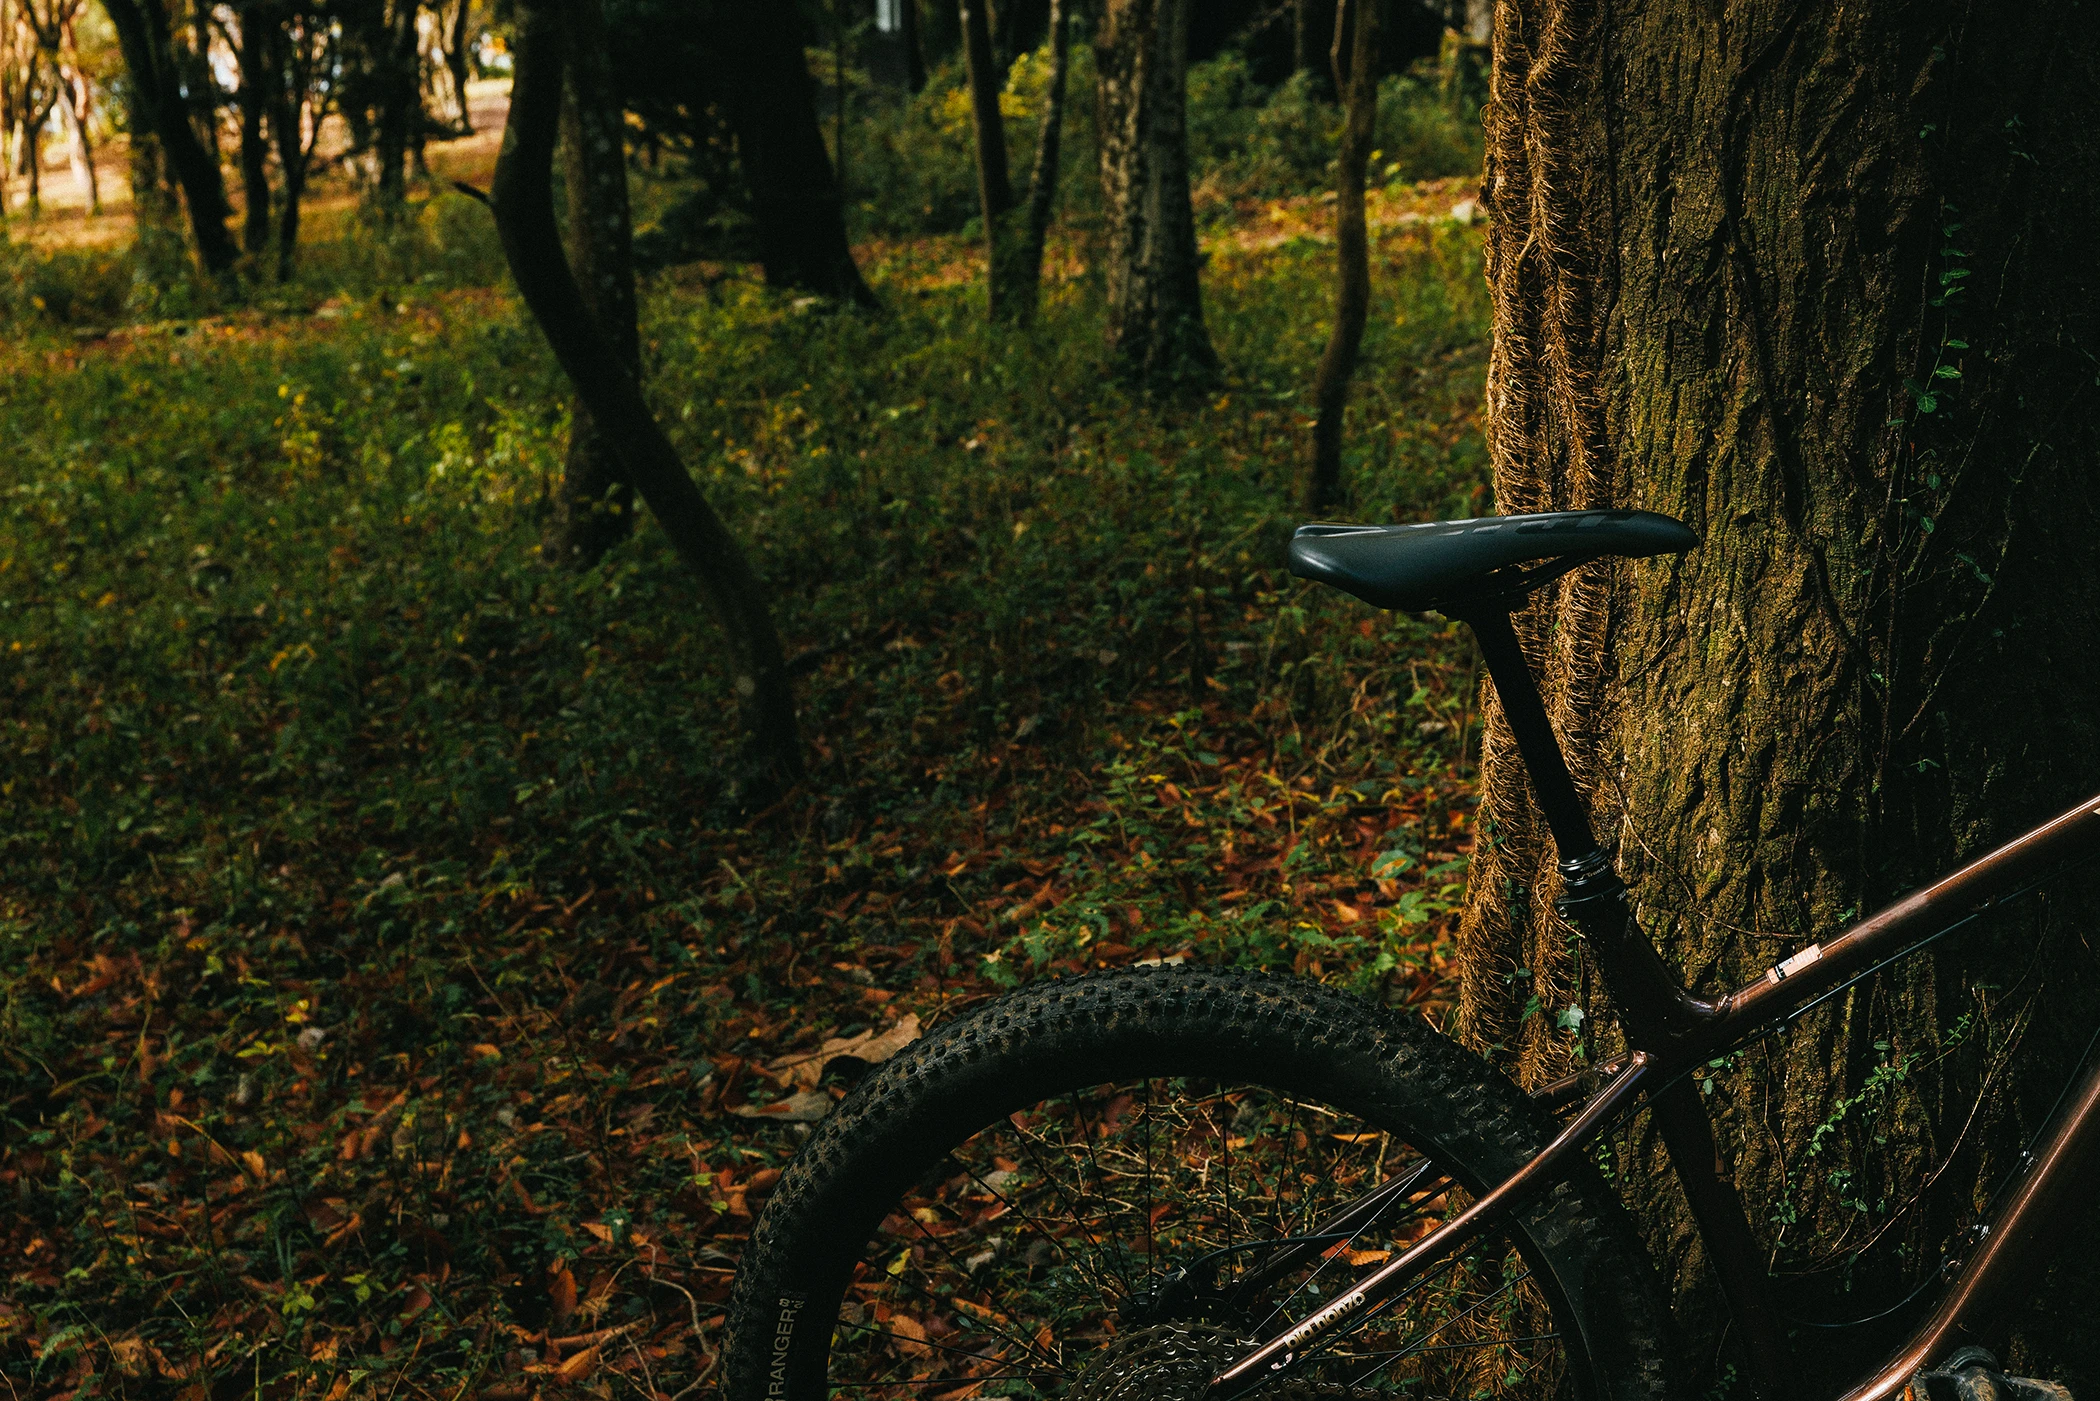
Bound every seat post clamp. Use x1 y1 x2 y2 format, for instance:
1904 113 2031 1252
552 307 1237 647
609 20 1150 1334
1554 847 1627 923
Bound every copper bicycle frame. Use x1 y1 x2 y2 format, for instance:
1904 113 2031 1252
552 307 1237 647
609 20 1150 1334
1205 606 2100 1401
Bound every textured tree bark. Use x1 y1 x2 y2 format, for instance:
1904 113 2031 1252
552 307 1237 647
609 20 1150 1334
1303 0 1377 514
1458 0 2100 1383
549 0 639 569
1094 0 1217 390
101 0 239 274
496 0 802 792
1011 0 1071 324
710 0 879 310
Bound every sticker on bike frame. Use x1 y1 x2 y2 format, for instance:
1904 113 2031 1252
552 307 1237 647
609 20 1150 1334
1764 943 1823 984
768 1294 806 1398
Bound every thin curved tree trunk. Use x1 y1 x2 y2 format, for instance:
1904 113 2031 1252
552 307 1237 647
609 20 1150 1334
548 0 637 569
1303 0 1377 514
1095 0 1217 390
494 0 802 793
1011 0 1071 324
1459 0 2100 1386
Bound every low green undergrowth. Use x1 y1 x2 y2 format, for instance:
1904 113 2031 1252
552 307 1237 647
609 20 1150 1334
1 204 1490 1397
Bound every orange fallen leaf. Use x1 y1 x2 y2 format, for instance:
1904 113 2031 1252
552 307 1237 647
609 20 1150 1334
556 1345 600 1382
887 1315 931 1359
548 1264 578 1330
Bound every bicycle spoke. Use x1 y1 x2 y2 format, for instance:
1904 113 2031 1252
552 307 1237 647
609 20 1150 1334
940 1149 1125 1312
813 1071 1578 1401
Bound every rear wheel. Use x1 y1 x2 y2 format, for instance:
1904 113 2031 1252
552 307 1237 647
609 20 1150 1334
724 968 1671 1401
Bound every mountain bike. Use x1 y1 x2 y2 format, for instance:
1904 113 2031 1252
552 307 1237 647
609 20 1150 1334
722 509 2100 1401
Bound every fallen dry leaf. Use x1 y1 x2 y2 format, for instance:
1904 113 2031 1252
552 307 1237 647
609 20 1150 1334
557 1344 600 1382
548 1263 578 1330
765 1014 921 1090
887 1315 930 1359
730 1089 834 1123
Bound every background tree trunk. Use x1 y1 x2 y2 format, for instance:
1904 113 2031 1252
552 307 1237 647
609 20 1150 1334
234 2 271 257
263 14 332 280
549 0 639 569
495 0 802 794
1460 0 2100 1386
1011 0 1070 323
445 0 471 130
371 0 420 209
899 0 926 93
960 0 1025 320
102 0 239 273
711 0 879 310
58 55 97 214
1094 0 1216 390
1303 0 1376 514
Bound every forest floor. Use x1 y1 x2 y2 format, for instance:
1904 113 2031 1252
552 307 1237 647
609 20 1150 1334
0 161 1492 1400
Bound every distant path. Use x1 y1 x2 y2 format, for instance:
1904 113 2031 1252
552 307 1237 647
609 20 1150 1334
9 78 513 252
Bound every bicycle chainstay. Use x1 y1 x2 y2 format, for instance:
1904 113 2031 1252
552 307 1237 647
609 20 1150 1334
1066 1322 1377 1401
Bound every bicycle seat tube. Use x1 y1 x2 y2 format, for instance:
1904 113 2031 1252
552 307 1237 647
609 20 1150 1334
1459 603 1790 1398
1457 605 1719 1046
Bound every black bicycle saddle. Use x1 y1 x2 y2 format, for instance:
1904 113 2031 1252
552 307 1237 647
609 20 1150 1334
1288 509 1698 613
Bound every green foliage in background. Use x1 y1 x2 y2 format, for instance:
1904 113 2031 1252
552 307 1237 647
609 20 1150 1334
842 43 1484 239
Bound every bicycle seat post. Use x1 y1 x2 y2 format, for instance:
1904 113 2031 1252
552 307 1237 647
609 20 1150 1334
1457 605 1718 1044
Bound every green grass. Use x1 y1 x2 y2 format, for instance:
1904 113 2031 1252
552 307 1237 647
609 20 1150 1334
0 185 1491 1396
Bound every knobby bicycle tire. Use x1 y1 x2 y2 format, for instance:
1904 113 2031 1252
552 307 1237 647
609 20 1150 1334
724 967 1673 1401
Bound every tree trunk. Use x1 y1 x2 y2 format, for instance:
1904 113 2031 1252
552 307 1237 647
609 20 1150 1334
710 0 879 309
264 17 329 280
446 0 472 131
22 85 45 214
186 0 217 159
1094 0 1217 390
126 117 180 234
549 0 638 569
1011 0 1071 323
494 0 803 794
1292 0 1335 94
234 2 271 257
1460 0 2100 1386
101 0 240 274
371 0 420 210
960 0 1023 320
899 0 926 94
986 0 1015 73
1303 0 1377 514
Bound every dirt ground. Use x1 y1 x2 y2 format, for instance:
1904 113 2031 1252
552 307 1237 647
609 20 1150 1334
3 77 512 250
